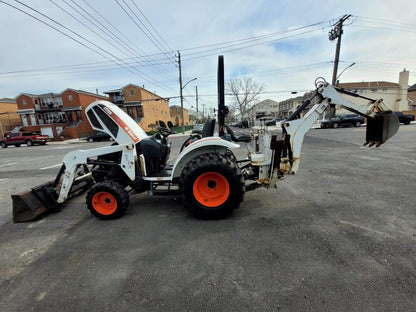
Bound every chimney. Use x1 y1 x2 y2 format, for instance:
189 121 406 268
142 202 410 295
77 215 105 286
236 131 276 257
398 69 409 111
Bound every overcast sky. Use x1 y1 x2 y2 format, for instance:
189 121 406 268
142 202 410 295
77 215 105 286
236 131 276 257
1 0 415 112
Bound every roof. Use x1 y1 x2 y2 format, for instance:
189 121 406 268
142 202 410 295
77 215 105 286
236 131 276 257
103 84 164 99
338 81 399 89
0 98 16 103
61 88 108 99
169 105 188 113
408 83 416 92
15 89 108 100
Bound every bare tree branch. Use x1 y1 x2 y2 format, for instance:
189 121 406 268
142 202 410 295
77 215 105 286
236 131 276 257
226 77 264 119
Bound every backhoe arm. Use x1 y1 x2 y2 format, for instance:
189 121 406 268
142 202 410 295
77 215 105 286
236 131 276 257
267 80 399 187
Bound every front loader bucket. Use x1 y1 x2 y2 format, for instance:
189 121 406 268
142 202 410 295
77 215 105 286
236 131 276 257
365 111 400 147
12 182 59 223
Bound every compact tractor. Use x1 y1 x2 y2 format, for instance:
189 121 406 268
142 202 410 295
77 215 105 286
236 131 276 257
12 56 400 222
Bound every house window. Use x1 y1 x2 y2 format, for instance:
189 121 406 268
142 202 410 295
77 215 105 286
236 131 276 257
68 94 73 101
23 99 26 105
130 90 134 96
34 99 38 104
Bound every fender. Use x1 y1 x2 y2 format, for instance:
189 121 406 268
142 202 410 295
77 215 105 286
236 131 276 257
171 137 239 179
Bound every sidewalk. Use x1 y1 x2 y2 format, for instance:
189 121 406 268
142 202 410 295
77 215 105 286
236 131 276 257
49 130 193 145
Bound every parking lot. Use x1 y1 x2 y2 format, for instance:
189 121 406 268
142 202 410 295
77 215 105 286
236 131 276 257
0 125 415 311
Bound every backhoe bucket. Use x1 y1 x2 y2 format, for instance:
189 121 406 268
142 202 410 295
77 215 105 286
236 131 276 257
12 182 59 222
365 111 400 146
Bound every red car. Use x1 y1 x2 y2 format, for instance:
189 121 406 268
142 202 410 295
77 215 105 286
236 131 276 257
0 132 50 148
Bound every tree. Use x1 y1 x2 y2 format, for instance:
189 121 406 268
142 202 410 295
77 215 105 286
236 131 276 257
226 77 264 119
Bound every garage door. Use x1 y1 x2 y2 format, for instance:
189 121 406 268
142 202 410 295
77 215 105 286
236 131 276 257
41 127 54 138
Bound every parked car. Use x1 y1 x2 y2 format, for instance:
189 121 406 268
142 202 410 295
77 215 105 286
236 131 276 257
0 132 50 148
86 131 114 142
320 114 364 129
236 120 249 128
266 118 285 126
192 124 204 134
392 111 414 125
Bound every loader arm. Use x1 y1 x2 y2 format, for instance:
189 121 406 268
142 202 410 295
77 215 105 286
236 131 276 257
57 144 137 203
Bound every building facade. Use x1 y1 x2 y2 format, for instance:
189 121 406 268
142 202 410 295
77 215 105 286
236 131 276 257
0 98 21 137
250 99 279 119
104 84 171 131
15 90 108 138
338 69 410 113
407 83 416 111
169 105 190 126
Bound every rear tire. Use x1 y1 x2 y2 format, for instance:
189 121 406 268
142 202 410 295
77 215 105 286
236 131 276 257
404 120 410 125
86 181 129 220
1 141 7 148
332 123 339 129
26 139 33 146
179 152 245 219
354 121 361 127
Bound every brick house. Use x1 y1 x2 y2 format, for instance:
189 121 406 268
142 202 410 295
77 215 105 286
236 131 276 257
104 84 171 131
15 90 108 139
407 83 416 112
0 98 21 137
169 105 190 126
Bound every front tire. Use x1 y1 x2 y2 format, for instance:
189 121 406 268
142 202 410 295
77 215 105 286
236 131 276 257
332 123 339 129
354 121 361 127
1 141 7 148
86 181 129 220
180 152 245 219
26 139 33 146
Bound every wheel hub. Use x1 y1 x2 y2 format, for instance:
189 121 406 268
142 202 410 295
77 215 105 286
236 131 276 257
207 180 217 189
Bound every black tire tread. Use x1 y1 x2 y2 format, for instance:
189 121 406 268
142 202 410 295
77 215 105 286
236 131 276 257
179 152 245 219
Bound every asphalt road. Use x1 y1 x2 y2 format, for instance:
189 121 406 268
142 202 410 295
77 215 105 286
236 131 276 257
0 125 415 311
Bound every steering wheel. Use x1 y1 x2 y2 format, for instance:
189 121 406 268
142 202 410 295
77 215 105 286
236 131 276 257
157 127 175 139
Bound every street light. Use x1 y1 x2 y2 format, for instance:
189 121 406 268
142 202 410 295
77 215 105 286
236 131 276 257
336 62 355 83
180 77 197 134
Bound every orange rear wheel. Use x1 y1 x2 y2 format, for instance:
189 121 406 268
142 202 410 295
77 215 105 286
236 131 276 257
193 172 230 207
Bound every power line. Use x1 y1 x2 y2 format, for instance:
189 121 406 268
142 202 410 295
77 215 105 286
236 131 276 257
4 0 171 91
62 0 173 77
114 0 175 64
80 0 174 75
129 0 175 54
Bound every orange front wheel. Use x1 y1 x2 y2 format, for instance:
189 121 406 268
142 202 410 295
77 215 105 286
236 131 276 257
91 192 118 215
86 181 129 220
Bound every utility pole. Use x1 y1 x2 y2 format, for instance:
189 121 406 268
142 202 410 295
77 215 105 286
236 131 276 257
328 14 351 118
178 51 185 134
195 86 199 123
202 104 206 120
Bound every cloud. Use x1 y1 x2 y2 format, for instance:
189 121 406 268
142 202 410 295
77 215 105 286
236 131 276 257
0 0 415 108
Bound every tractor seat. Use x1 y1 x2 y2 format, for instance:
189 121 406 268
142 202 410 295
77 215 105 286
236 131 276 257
224 125 251 143
201 118 216 137
180 119 216 152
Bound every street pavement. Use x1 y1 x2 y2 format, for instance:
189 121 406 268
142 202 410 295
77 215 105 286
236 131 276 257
0 125 415 311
